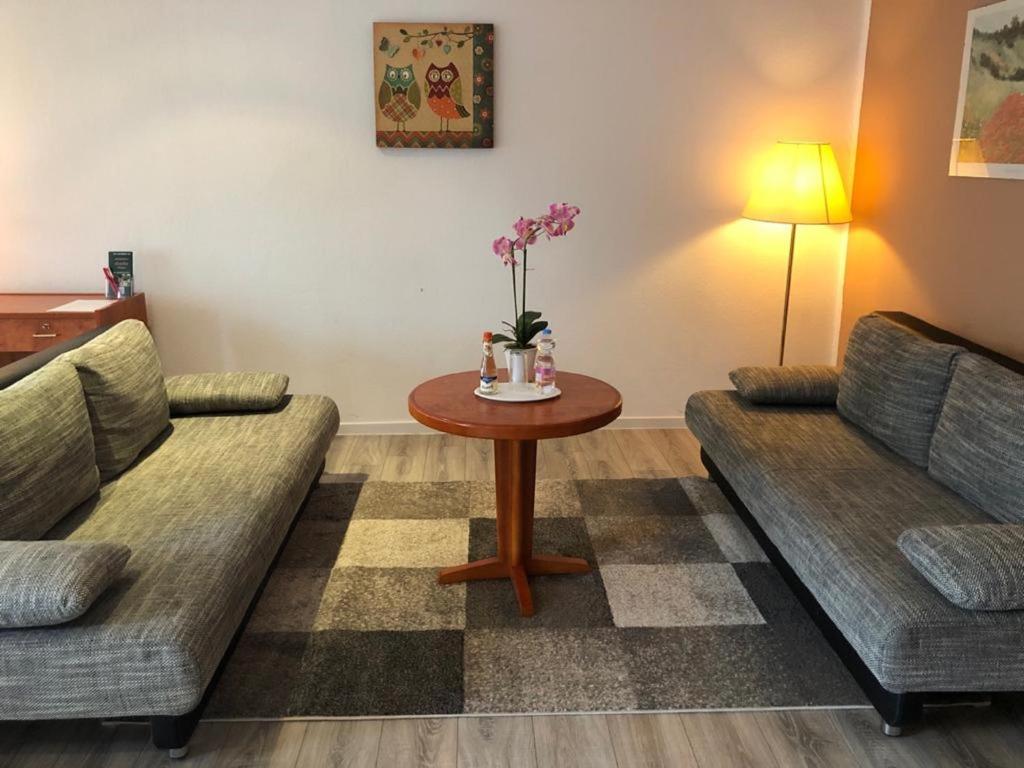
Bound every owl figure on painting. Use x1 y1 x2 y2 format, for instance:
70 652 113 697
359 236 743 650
425 62 470 132
378 64 420 132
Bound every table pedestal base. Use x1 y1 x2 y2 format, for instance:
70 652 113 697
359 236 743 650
437 439 590 616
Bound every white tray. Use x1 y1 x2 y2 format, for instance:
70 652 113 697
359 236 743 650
474 382 561 402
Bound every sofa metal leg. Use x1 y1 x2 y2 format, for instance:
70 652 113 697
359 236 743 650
168 746 190 759
882 722 903 737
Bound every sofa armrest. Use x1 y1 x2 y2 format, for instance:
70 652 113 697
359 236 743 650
0 541 131 628
898 525 1024 610
166 372 289 415
728 365 839 406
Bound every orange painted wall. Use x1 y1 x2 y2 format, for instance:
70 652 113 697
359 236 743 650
840 0 1024 360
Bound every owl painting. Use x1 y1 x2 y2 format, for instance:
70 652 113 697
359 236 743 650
373 22 494 148
425 62 470 132
378 64 420 131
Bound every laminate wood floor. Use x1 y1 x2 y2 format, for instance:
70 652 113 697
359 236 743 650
5 430 1022 767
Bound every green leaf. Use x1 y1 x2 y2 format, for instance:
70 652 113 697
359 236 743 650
457 40 465 47
526 320 548 340
420 40 430 45
490 333 515 344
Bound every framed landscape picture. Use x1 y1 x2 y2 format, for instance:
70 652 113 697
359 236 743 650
950 1 1024 178
373 22 494 149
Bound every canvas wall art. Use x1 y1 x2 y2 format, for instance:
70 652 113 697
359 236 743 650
951 1 1024 178
373 22 494 149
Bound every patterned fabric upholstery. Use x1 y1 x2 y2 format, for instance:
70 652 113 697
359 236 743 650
166 372 289 415
729 365 839 405
929 354 1024 524
899 525 1024 611
0 541 131 628
0 361 99 539
837 313 962 467
59 320 170 480
686 388 1024 692
0 394 339 719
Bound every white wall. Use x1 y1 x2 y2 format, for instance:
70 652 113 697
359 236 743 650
0 0 870 429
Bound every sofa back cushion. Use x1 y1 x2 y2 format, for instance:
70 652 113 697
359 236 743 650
837 313 963 467
60 320 169 479
0 361 100 539
929 353 1024 523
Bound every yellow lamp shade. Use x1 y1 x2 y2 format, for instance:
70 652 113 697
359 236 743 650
743 141 852 225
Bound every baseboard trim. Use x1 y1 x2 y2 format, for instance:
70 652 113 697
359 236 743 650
337 416 687 435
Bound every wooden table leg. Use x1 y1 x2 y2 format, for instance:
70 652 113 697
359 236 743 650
438 438 590 617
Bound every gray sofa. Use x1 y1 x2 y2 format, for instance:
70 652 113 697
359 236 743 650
686 312 1024 734
0 321 339 757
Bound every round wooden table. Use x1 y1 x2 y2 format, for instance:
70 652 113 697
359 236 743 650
408 371 622 616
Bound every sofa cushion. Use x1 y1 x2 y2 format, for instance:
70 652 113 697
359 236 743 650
898 525 1024 610
0 361 100 539
837 313 962 467
60 320 170 479
729 365 839 405
0 541 131 628
928 354 1024 524
0 394 339 719
166 372 289 415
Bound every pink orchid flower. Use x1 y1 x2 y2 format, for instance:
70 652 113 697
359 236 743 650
492 236 517 266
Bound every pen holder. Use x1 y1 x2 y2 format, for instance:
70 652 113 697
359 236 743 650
105 281 117 299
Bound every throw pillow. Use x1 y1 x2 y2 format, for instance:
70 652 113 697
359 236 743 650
0 541 131 628
729 365 839 405
899 525 1024 610
166 372 289 415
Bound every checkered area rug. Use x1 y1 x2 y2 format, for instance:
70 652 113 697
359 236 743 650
204 477 865 718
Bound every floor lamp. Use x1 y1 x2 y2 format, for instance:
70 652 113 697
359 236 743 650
742 141 852 365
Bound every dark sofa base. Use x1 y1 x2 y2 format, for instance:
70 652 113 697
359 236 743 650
149 459 325 757
701 448 926 731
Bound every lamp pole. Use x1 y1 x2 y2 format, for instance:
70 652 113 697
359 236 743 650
778 222 797 366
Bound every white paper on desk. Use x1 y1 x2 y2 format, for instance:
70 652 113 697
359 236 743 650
48 299 116 312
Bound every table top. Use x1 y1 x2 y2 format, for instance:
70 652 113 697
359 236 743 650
408 370 622 441
0 293 145 318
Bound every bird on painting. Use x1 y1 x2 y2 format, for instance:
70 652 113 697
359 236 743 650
425 62 470 132
378 64 420 132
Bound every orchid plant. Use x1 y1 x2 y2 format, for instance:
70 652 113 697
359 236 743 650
490 203 581 349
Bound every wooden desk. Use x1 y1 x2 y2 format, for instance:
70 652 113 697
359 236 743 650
409 370 622 616
0 293 148 366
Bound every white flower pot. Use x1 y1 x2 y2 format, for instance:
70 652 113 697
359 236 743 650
504 347 537 384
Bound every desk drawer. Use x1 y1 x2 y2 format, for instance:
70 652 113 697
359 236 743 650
0 318 95 353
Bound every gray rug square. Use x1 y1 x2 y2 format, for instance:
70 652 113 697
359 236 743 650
734 563 866 705
277 519 349 569
204 631 309 718
701 513 769 563
299 481 363 521
336 518 468 568
584 515 725 564
290 629 463 717
468 517 598 564
621 626 805 709
465 570 614 629
464 628 638 712
468 479 583 518
315 567 466 631
351 481 471 519
601 564 764 627
577 479 697 516
247 567 331 633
